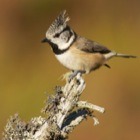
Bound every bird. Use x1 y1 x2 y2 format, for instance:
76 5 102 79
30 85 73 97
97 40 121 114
42 10 136 81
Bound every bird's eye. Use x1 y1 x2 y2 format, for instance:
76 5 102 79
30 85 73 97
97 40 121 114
54 33 60 38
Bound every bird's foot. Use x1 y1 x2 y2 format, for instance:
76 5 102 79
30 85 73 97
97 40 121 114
60 71 85 83
68 71 78 83
68 70 85 83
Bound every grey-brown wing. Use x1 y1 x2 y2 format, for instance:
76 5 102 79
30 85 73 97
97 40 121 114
75 36 111 54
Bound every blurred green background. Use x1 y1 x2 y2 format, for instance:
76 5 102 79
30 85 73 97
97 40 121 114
0 0 140 139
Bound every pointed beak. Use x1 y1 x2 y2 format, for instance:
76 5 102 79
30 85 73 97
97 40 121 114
41 38 49 43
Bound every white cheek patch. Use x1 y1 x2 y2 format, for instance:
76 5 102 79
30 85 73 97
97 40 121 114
57 34 75 50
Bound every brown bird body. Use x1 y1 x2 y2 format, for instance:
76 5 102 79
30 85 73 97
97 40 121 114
42 10 136 80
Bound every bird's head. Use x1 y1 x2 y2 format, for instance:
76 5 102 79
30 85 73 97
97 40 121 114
42 10 76 52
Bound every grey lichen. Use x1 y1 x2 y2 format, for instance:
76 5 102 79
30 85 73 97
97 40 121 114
2 74 105 140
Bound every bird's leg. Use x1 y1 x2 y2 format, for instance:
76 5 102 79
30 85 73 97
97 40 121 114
69 71 79 81
68 70 85 83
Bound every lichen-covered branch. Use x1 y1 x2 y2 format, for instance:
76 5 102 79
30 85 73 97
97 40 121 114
2 74 105 140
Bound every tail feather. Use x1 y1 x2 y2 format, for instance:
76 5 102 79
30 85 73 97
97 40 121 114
116 53 136 58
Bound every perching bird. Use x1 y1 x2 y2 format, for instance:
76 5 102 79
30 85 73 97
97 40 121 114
42 10 136 81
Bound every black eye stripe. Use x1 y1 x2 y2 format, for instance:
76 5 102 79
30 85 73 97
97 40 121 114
53 26 70 38
54 33 60 38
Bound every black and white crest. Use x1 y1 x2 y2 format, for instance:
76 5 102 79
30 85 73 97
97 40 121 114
45 10 76 53
46 10 70 38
